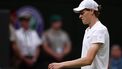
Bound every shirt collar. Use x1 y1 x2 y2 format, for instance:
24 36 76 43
21 28 31 33
86 20 100 32
50 28 61 33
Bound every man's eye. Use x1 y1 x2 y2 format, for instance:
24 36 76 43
81 12 85 15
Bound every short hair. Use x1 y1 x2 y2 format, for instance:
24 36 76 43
94 5 102 18
111 44 121 50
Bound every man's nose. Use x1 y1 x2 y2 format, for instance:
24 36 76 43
79 14 82 19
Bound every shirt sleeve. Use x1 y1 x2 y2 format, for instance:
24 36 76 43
9 25 16 42
63 32 71 45
34 31 42 47
41 32 49 43
91 29 106 44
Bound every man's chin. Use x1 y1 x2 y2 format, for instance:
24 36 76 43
82 22 87 25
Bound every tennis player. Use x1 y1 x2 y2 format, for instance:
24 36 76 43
48 0 110 69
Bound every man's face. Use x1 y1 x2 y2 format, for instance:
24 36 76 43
21 19 30 30
10 15 17 24
79 9 93 25
111 45 122 59
52 21 62 30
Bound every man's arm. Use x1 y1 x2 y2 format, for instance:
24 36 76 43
63 42 71 56
33 46 41 62
62 43 102 68
49 43 102 69
42 32 59 58
43 42 57 57
62 33 71 56
12 42 24 59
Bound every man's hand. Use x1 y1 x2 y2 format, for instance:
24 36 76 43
48 63 63 69
52 53 64 61
23 58 35 66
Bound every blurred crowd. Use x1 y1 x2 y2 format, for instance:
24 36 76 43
9 6 122 69
109 44 122 69
9 7 71 69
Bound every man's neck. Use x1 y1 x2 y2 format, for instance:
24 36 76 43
112 57 122 60
52 28 60 31
23 28 29 31
89 17 98 28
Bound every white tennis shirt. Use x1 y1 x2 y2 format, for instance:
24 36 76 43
81 21 109 69
15 28 42 56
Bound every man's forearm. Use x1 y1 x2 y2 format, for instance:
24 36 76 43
43 43 56 56
61 43 101 68
33 47 40 62
63 43 71 55
12 42 23 59
61 57 91 68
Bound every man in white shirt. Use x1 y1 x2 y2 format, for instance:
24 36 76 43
12 12 42 69
48 0 109 69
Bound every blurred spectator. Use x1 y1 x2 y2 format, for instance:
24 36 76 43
9 10 18 68
9 10 17 42
12 12 42 69
109 44 122 69
42 14 71 68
